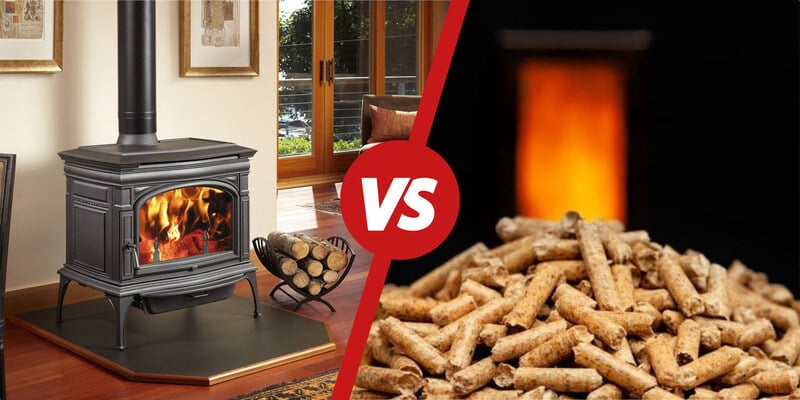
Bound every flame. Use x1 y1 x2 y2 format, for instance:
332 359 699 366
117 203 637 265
138 186 233 264
516 59 627 223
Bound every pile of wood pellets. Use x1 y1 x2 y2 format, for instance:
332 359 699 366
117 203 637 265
352 212 800 399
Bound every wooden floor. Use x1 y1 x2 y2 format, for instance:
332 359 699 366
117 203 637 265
4 182 370 400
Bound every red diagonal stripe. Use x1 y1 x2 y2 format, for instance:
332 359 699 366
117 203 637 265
330 1 470 399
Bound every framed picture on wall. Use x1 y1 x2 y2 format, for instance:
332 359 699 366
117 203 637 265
0 0 63 73
179 0 259 77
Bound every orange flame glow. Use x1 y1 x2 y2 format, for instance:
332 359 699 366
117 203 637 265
516 59 627 223
138 186 232 264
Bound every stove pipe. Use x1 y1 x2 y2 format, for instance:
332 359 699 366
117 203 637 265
117 0 158 146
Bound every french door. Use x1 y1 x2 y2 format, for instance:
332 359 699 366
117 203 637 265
278 0 425 182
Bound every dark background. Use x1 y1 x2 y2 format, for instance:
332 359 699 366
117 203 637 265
387 2 800 296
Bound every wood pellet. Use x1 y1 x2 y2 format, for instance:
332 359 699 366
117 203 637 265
352 211 800 399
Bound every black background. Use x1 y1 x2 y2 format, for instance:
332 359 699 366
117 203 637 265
387 2 800 296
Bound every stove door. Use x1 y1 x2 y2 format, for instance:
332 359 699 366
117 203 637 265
135 185 236 274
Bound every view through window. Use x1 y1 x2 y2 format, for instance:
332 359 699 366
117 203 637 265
278 0 419 165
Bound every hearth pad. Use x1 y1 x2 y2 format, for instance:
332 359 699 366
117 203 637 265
10 295 335 385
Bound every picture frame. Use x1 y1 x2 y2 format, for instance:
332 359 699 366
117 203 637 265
179 0 259 77
0 0 63 73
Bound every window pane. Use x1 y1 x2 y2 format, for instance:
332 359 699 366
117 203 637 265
279 0 313 157
333 0 370 153
385 0 418 95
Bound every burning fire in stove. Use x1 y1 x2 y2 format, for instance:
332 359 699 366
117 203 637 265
138 186 233 264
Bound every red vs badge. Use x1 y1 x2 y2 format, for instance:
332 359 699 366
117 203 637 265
361 177 437 232
340 140 459 260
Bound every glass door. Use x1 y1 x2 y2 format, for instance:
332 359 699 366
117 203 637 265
279 0 320 179
278 0 434 182
331 1 370 156
385 0 418 95
279 0 368 179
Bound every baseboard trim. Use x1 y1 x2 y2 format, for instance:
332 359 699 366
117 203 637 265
6 281 102 318
277 173 344 190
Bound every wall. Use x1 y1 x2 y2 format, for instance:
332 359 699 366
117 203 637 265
0 0 278 291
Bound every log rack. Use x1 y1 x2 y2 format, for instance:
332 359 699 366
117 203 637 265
252 236 355 312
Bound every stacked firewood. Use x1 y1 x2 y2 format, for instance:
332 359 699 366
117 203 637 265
352 211 800 399
267 231 348 296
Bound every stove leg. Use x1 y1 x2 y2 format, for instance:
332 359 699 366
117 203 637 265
244 270 261 318
56 276 71 323
108 295 134 350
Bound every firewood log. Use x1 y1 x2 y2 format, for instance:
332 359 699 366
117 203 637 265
268 231 309 259
275 251 298 276
292 270 310 288
293 233 348 271
322 269 339 284
299 258 324 277
325 253 347 271
307 279 324 296
295 233 331 260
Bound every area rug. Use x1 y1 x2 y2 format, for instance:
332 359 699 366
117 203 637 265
300 198 342 216
230 368 337 400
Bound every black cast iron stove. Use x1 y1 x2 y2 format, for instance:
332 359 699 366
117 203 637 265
56 0 260 350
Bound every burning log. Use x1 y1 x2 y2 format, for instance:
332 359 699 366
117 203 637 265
138 187 233 264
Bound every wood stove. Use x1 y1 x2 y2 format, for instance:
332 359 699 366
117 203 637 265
56 0 260 350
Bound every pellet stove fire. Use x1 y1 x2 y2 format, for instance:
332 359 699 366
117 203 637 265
56 0 260 350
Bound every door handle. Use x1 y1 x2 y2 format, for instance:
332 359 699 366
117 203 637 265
325 59 335 84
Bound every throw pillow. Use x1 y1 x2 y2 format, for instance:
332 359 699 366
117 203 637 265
368 105 417 144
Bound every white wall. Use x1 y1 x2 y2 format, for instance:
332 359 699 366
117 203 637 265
0 0 278 291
